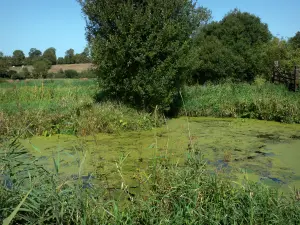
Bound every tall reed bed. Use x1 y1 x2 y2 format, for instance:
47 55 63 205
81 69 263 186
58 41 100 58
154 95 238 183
182 82 300 123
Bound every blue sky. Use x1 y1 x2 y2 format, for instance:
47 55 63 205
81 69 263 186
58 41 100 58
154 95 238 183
0 0 299 57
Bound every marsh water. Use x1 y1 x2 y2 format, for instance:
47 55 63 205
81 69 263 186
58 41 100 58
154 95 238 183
21 117 300 193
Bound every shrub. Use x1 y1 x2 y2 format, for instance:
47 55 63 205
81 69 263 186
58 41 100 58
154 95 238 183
8 70 17 79
11 72 25 80
65 69 79 78
80 0 211 110
78 69 97 78
20 67 32 79
32 59 51 79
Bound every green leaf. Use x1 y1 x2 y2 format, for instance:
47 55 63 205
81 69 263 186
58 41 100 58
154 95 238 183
3 189 32 225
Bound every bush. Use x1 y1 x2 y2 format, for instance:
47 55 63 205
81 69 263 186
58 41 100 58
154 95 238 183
78 69 97 78
80 0 211 110
32 59 51 79
19 67 32 79
65 69 78 78
11 72 25 80
8 70 17 79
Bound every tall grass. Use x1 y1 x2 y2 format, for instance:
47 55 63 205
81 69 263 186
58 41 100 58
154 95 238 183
182 81 300 123
1 140 300 224
0 79 159 137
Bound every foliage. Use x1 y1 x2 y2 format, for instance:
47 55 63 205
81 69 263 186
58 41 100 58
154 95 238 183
0 58 9 78
187 35 245 83
27 48 42 65
7 70 17 79
42 48 57 65
20 67 32 79
12 50 25 66
78 69 97 78
0 79 159 137
263 37 300 77
182 82 300 123
64 48 75 64
190 9 272 83
80 0 211 110
1 140 299 224
289 31 300 49
32 59 51 79
28 48 42 58
64 69 79 78
57 57 65 64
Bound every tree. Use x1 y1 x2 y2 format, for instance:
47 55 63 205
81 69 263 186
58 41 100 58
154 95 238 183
79 0 211 110
0 51 3 58
32 59 51 79
195 9 272 82
289 31 300 49
188 35 245 83
65 48 75 64
0 58 9 77
43 48 57 65
57 57 65 64
29 48 42 58
12 50 25 66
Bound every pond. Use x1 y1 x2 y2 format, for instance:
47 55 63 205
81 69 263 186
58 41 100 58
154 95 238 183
20 117 300 193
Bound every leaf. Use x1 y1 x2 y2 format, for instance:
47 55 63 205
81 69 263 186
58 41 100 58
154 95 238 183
3 189 32 225
29 142 41 153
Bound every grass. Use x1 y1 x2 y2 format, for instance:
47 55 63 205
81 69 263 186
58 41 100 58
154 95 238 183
0 79 160 137
1 140 300 224
182 81 300 123
2 79 300 137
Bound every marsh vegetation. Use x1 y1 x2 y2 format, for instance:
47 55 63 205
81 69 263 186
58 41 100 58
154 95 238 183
1 0 300 224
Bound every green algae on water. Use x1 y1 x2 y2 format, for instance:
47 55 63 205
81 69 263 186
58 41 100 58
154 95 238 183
20 117 300 193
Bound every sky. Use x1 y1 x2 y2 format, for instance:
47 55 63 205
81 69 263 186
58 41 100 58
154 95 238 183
0 0 299 57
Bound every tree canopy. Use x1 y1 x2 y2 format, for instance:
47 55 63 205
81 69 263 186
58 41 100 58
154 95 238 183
29 48 42 58
43 48 57 65
79 0 211 110
289 31 300 49
190 9 272 82
12 50 25 66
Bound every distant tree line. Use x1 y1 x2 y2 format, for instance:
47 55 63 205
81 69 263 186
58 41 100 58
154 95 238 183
0 47 92 79
79 0 300 111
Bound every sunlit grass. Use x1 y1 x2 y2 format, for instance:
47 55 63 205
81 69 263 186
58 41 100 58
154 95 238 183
182 81 300 123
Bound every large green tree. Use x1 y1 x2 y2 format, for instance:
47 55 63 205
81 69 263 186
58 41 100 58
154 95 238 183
12 50 25 66
192 9 272 82
43 48 57 65
79 0 210 110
